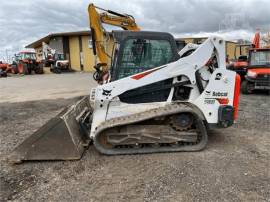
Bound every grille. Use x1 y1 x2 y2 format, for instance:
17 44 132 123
257 74 270 81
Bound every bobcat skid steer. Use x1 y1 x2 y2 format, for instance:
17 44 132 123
9 31 241 163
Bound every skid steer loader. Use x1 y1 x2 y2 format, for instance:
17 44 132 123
9 5 241 163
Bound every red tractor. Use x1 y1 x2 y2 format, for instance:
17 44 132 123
0 61 9 77
11 51 43 74
241 31 270 93
241 47 270 94
227 31 270 94
227 54 248 80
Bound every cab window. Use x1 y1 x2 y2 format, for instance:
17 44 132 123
117 38 173 79
250 50 270 66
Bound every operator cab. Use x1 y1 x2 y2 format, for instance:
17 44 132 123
18 52 36 60
109 31 180 103
241 48 270 93
110 31 180 81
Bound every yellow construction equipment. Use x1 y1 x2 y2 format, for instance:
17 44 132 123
88 4 140 83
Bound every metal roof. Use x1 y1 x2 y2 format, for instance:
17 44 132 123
175 37 237 43
25 30 91 48
26 30 239 49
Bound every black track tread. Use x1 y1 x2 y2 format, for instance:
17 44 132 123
93 102 208 155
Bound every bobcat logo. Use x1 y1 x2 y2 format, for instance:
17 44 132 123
212 91 228 96
205 91 211 96
102 89 112 96
215 73 222 80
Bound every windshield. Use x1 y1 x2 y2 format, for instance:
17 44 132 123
250 50 270 67
20 53 36 60
116 38 173 80
55 54 65 60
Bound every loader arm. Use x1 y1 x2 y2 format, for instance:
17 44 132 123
87 34 241 155
95 36 225 100
90 36 239 137
88 4 140 83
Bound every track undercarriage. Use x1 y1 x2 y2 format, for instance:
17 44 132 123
94 103 208 155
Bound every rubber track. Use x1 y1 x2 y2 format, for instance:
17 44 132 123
93 102 208 155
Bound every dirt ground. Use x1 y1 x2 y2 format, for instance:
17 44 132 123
0 74 269 202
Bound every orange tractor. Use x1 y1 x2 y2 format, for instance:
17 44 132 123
11 51 43 74
0 61 17 77
241 32 270 94
0 61 9 77
227 31 270 93
227 54 248 80
241 47 270 93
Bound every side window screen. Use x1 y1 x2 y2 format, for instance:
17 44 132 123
250 51 270 66
117 39 173 79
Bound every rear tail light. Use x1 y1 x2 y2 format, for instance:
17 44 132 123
233 74 241 119
216 98 229 105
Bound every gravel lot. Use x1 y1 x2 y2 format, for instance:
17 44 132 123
0 74 269 202
0 72 95 103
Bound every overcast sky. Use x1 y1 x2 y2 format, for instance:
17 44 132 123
0 0 269 60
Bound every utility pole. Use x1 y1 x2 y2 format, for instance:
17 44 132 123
4 49 12 63
6 49 9 63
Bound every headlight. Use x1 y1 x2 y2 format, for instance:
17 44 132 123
247 71 257 78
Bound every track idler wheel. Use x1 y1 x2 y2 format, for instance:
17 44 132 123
170 113 194 131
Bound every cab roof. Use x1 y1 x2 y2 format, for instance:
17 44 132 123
112 30 175 43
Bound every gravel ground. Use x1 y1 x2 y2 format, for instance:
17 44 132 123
0 92 270 202
0 72 95 103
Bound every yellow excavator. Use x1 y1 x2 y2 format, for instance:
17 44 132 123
88 3 140 83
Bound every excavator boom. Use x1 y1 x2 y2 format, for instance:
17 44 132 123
88 3 140 83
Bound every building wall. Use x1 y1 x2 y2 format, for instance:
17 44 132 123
226 42 250 60
35 46 43 61
63 36 70 62
235 45 250 57
226 41 237 60
107 35 114 67
69 36 81 71
235 45 241 60
102 35 114 69
68 35 113 72
34 34 248 72
182 38 194 44
180 38 240 60
81 35 95 72
49 37 64 54
81 35 114 72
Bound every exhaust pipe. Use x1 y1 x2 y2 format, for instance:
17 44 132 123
8 96 92 163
